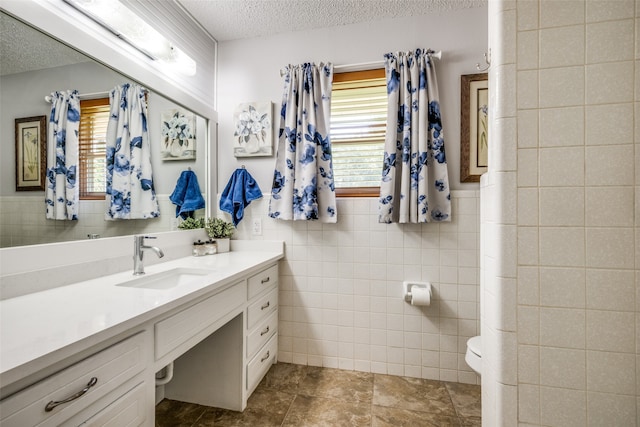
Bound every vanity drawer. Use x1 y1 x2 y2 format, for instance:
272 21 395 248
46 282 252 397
246 334 277 394
79 381 146 426
247 264 278 299
246 310 278 358
0 333 145 427
246 286 278 330
155 281 246 359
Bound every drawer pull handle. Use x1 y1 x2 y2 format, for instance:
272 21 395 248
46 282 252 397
45 377 98 412
261 301 270 310
260 326 270 336
261 277 270 284
261 351 270 362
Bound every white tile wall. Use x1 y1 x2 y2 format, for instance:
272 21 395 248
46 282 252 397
539 25 585 68
539 107 584 148
586 62 634 104
232 191 481 384
0 195 178 247
487 0 639 425
539 267 586 308
539 386 586 427
585 103 634 145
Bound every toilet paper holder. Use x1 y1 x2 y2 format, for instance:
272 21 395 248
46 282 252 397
403 281 431 303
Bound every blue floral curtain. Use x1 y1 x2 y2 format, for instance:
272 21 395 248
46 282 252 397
105 83 159 220
269 63 337 222
379 49 451 223
46 90 80 220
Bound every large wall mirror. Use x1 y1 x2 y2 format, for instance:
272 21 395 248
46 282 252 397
0 11 211 248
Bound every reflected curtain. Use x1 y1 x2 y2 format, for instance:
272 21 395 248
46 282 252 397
268 62 337 222
378 49 451 223
105 83 159 220
46 90 80 220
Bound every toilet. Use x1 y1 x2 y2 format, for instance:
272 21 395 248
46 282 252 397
465 336 482 376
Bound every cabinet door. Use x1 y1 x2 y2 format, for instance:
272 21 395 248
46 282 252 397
246 287 278 330
246 335 277 394
246 310 278 358
155 282 246 359
0 333 145 427
247 264 278 299
79 382 146 427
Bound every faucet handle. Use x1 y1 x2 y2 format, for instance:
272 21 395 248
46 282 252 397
142 235 157 240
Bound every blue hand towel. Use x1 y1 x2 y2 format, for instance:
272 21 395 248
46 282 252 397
170 170 206 219
220 168 263 226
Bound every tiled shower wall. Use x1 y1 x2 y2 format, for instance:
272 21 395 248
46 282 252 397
233 191 481 385
485 0 639 425
0 195 176 247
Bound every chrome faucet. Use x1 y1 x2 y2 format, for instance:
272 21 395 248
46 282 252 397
133 235 164 275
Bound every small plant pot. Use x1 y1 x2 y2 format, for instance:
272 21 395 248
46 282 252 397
215 238 230 253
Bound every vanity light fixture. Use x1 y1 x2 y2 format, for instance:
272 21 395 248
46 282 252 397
63 0 197 76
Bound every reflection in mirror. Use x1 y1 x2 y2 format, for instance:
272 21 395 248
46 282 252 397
0 12 208 248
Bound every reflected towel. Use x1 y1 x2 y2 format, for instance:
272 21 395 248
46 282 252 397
220 168 262 226
170 170 206 219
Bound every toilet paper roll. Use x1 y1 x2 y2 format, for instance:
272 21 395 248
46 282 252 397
411 286 431 306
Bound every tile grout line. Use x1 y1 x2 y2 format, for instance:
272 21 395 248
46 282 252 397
190 407 208 427
279 394 298 427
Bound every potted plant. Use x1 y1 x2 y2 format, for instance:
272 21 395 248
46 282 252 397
177 217 204 230
205 217 235 253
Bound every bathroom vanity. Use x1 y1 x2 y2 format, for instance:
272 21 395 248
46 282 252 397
0 241 283 426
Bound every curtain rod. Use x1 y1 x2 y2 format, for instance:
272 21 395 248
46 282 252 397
333 50 443 71
44 90 110 103
333 60 383 71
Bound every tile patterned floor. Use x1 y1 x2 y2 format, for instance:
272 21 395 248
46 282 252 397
156 363 481 427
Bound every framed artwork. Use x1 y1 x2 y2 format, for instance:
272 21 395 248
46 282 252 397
161 108 196 160
460 73 488 182
15 116 46 191
233 101 273 157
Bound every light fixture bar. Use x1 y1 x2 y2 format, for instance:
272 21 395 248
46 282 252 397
63 0 160 60
62 0 196 76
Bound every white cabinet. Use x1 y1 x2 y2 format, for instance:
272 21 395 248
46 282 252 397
245 266 278 395
161 263 279 412
0 253 282 426
246 310 278 359
79 382 147 426
247 264 278 299
155 282 246 360
246 335 277 394
0 332 148 427
247 286 278 329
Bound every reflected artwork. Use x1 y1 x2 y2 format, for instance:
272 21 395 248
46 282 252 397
161 109 196 160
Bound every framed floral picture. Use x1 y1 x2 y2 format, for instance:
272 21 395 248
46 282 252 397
233 102 272 157
460 73 488 182
15 116 46 191
161 109 196 160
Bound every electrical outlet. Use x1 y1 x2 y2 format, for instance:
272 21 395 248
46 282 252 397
251 217 262 235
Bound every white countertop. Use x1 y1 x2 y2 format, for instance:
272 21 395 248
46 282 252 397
0 248 283 390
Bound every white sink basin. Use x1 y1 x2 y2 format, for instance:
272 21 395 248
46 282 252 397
115 268 213 290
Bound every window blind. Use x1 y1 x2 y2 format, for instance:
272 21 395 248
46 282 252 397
330 69 386 193
79 98 109 199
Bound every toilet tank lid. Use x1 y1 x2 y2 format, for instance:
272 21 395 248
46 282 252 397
467 336 482 356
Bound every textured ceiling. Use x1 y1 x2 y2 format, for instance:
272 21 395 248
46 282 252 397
1 1 486 75
0 13 90 76
177 0 487 42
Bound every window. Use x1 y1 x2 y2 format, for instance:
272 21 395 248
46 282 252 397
79 98 109 199
330 68 386 197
